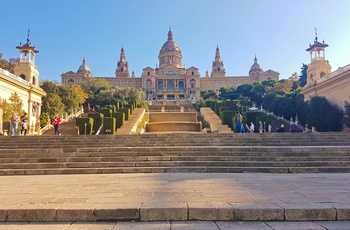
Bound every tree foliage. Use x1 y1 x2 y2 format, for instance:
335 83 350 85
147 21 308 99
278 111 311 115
71 85 88 105
41 93 65 118
200 90 219 100
199 77 346 131
299 63 308 87
0 92 24 121
0 54 19 73
344 101 350 129
41 81 84 114
306 96 344 131
80 78 112 107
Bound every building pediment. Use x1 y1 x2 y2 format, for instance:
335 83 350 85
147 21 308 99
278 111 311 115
61 71 76 76
143 67 154 71
187 66 198 71
264 69 279 75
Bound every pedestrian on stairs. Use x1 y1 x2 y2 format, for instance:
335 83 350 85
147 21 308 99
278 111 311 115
52 114 62 135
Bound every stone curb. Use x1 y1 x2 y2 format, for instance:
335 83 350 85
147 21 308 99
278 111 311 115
1 204 349 222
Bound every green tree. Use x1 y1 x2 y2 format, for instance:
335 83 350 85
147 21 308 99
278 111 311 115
41 93 65 118
235 84 253 99
58 87 80 113
80 78 112 107
200 90 218 100
41 81 82 114
299 63 308 87
345 101 350 129
0 54 19 73
251 83 265 106
306 96 344 132
41 81 60 94
219 87 235 100
294 93 308 125
71 85 88 105
261 79 277 88
0 92 24 122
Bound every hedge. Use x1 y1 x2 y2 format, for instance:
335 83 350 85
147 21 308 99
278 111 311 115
112 112 125 129
124 104 134 115
115 102 120 111
221 111 236 128
76 117 94 135
224 101 239 111
214 101 223 116
103 117 116 134
98 109 112 118
119 108 130 121
88 113 104 133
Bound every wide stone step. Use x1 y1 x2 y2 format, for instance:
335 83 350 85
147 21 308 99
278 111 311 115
2 166 350 175
1 159 349 169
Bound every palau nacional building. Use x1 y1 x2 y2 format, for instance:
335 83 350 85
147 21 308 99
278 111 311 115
61 29 280 101
1 29 350 134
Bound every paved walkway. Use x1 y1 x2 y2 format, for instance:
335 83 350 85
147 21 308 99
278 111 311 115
1 220 350 229
0 173 350 224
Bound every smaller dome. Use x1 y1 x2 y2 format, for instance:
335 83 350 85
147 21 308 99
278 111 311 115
77 57 91 73
249 56 263 73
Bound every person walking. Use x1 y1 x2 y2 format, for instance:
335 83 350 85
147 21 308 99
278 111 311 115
234 111 243 133
20 112 28 135
246 121 255 133
52 114 62 135
259 121 263 133
10 112 19 136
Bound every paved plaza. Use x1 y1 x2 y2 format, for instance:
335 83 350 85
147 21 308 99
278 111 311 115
0 173 350 226
1 220 350 230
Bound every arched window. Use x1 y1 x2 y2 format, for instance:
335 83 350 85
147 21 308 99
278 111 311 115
32 76 36 85
192 71 194 76
168 81 174 90
146 79 152 88
320 72 326 78
158 81 163 90
179 81 184 90
190 79 196 89
148 72 150 76
20 74 25 80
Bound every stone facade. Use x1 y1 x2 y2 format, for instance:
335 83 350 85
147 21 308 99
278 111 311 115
301 33 350 108
61 29 279 100
0 34 46 135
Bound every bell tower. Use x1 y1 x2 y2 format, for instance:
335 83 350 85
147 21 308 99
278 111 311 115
211 46 226 78
306 28 331 86
14 30 40 87
115 47 130 78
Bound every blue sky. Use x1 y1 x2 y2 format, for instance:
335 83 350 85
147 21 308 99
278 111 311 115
1 0 350 83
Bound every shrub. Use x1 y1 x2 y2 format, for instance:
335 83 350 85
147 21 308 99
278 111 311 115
76 117 94 135
112 112 125 129
88 113 104 133
103 117 116 134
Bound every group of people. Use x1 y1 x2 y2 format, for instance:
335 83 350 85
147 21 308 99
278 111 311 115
233 112 272 133
9 112 62 136
234 112 258 133
9 112 28 136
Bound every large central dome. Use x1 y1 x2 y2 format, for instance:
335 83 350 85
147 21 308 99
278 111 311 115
158 29 183 68
160 30 181 54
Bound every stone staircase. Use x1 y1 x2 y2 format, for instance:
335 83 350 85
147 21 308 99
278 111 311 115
1 132 350 175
